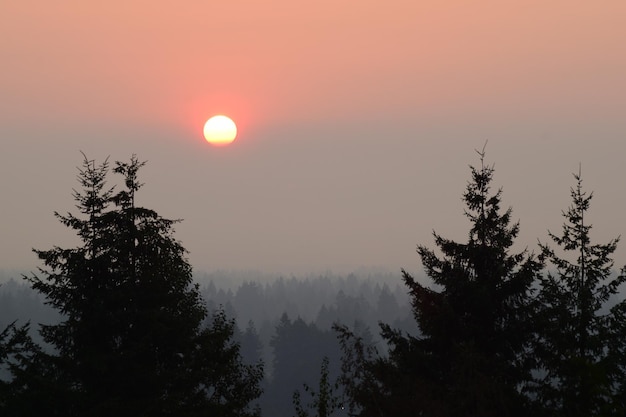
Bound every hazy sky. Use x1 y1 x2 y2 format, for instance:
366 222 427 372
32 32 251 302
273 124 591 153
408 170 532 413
2 1 626 276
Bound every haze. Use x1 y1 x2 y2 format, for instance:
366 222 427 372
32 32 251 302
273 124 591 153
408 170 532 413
2 1 626 275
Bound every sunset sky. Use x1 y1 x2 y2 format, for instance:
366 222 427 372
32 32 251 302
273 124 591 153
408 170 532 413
2 1 626 276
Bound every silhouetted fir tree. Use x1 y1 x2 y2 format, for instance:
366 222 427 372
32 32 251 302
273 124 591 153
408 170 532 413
337 149 543 417
7 154 262 417
534 172 625 416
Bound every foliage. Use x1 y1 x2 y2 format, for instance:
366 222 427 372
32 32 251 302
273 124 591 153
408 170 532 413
534 172 626 416
337 149 543 417
4 154 262 416
292 357 343 417
333 323 381 417
0 322 70 416
608 299 626 416
196 310 264 417
0 321 32 408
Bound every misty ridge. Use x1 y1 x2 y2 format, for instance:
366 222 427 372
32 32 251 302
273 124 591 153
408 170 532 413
3 150 626 417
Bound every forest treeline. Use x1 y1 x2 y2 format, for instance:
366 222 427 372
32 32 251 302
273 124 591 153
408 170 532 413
0 270 415 347
0 270 416 416
2 151 626 417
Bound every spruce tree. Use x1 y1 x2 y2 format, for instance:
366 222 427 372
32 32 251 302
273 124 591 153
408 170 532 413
15 154 262 417
534 171 625 416
338 150 543 417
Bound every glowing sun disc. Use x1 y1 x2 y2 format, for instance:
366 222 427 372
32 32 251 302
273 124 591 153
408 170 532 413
203 115 237 146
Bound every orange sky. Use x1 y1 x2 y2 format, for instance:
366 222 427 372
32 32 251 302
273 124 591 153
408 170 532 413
2 1 626 274
4 1 624 129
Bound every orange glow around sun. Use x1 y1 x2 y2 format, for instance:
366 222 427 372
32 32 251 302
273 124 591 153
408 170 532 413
203 115 237 146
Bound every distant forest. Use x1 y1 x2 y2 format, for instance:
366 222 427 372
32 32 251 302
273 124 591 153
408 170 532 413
0 268 416 416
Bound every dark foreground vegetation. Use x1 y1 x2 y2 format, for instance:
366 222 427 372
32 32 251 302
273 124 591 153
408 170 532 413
2 150 626 416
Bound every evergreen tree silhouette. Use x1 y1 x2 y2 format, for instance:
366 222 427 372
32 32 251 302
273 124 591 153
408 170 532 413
338 149 542 417
6 154 262 416
534 171 625 416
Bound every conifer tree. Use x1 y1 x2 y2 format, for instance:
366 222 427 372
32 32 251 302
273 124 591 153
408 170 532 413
12 154 262 417
609 294 626 416
338 149 543 417
534 171 625 416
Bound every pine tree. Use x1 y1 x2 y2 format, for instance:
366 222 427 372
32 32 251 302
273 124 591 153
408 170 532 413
12 154 262 416
338 149 543 417
534 171 625 416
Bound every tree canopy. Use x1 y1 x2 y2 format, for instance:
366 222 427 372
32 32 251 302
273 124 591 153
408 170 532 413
3 154 262 416
338 149 544 417
534 172 626 416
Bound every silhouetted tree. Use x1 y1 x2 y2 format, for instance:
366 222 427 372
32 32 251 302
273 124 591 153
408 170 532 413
265 314 341 417
333 323 381 417
0 321 32 408
609 297 626 416
0 323 71 416
293 357 343 417
534 172 625 416
198 310 263 417
338 149 543 417
8 154 262 417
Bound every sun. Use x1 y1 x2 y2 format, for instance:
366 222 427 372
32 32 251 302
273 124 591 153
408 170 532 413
203 115 237 146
